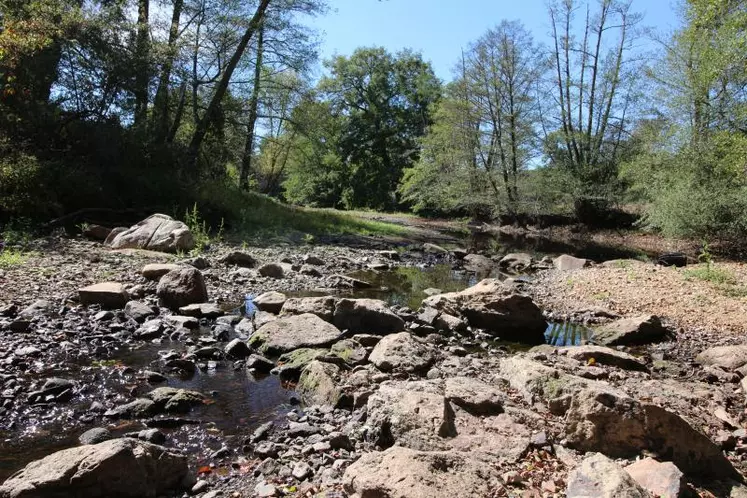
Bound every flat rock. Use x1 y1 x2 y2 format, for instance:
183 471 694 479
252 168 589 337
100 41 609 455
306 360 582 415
554 254 590 271
567 453 652 498
696 345 747 371
108 213 194 253
281 296 337 322
250 314 341 355
593 315 670 346
142 263 181 280
369 332 435 373
444 376 504 416
561 345 648 372
0 438 189 498
625 457 685 498
333 298 404 335
178 303 222 319
78 282 128 309
254 292 287 314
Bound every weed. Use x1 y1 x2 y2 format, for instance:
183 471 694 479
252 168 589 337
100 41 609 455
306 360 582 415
184 203 224 255
302 233 315 244
592 291 611 300
615 260 631 269
0 249 29 269
683 266 736 285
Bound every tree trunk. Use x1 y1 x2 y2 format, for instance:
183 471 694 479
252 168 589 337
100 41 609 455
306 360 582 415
134 0 150 128
187 0 272 169
240 25 265 190
152 0 184 143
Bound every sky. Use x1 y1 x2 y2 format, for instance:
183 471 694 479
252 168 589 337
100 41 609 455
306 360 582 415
306 0 683 81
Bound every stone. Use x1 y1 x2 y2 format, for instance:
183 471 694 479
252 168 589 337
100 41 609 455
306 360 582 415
104 398 157 419
498 253 534 273
273 348 327 378
566 453 652 498
297 361 346 408
258 263 285 279
561 345 648 372
245 354 274 373
343 446 498 498
18 300 54 318
137 429 166 445
254 292 287 314
177 303 222 319
108 214 194 253
145 387 205 413
235 317 254 337
434 313 467 334
463 254 494 274
281 296 337 322
0 438 189 498
553 254 590 271
156 267 207 310
423 279 546 342
564 385 738 478
124 301 155 322
292 461 312 480
163 315 198 329
225 338 251 358
82 224 111 241
696 345 747 371
423 243 449 254
330 274 372 289
332 298 404 335
141 263 181 280
221 251 257 268
593 315 671 346
250 313 341 355
78 282 128 309
498 356 592 406
254 481 278 497
444 376 503 416
625 458 685 498
103 227 127 246
78 427 112 445
133 319 165 340
303 255 325 266
369 332 435 373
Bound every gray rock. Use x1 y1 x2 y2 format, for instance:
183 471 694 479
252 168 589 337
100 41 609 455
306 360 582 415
79 282 129 309
178 303 222 319
0 438 189 498
109 213 194 253
124 301 155 322
696 345 747 371
280 296 336 322
254 292 287 314
593 315 671 346
245 354 274 373
369 332 435 374
133 319 165 340
164 315 199 329
463 253 494 274
156 267 208 310
566 453 652 498
141 263 181 280
78 427 112 445
444 376 504 416
303 255 325 266
258 263 285 279
498 253 534 273
145 387 204 413
625 457 685 498
561 345 648 372
104 398 157 419
137 429 166 444
554 254 590 271
292 461 312 480
18 299 54 318
225 338 251 358
333 298 404 335
297 361 346 408
221 251 257 268
250 313 341 355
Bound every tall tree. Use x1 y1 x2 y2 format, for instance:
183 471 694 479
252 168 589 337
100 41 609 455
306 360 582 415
239 23 264 190
151 0 184 143
133 0 150 128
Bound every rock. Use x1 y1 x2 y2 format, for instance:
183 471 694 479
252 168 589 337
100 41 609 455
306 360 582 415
553 254 590 271
292 461 312 480
235 317 254 337
78 427 112 445
78 282 128 309
696 345 747 371
103 227 127 246
0 438 189 498
145 387 205 413
657 252 688 267
281 296 336 322
137 429 166 445
225 338 251 358
133 319 165 340
258 263 285 279
561 345 648 372
141 263 181 280
18 300 54 318
104 398 157 419
333 298 404 335
593 315 671 346
463 254 494 274
498 253 533 273
498 356 591 406
156 267 207 310
82 224 111 241
124 301 155 322
444 376 503 416
625 458 685 498
343 446 498 498
177 303 222 318
434 313 467 334
303 255 325 266
564 385 738 478
221 251 257 268
369 332 435 373
184 256 209 269
287 422 321 437
250 314 341 355
423 243 449 254
273 348 327 378
423 279 546 342
566 453 652 498
141 371 167 383
245 354 274 373
330 339 368 365
163 315 198 329
254 292 287 314
108 214 194 253
297 361 346 408
254 481 278 497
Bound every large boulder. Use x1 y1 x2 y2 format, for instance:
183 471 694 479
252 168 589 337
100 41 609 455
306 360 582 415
564 385 738 478
107 214 194 253
593 315 671 346
696 345 747 371
368 332 435 374
566 453 652 498
0 438 189 498
333 299 404 335
422 279 546 342
78 283 128 309
156 267 207 310
343 446 498 498
249 313 341 355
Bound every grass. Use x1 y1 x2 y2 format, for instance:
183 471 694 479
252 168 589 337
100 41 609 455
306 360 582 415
683 265 736 285
0 249 30 269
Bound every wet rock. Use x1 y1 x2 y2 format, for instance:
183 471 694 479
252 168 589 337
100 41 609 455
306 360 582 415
133 319 165 340
27 378 75 404
330 274 372 289
423 279 546 342
108 213 194 253
343 446 498 498
499 253 533 273
258 263 285 279
0 438 189 498
566 453 651 498
250 421 274 443
553 254 590 271
625 457 685 498
444 376 504 416
297 361 346 408
280 296 336 322
137 429 166 445
225 338 251 358
145 387 205 413
79 427 113 445
254 292 287 314
245 354 274 373
250 313 341 355
104 398 158 419
156 267 208 310
235 317 254 337
211 323 232 341
423 243 449 254
221 251 257 268
332 298 404 335
140 370 167 383
561 345 648 372
273 348 327 378
79 282 129 309
564 385 738 478
141 263 181 280
178 303 222 319
124 301 155 322
163 315 198 330
463 253 494 274
369 332 435 374
18 300 54 318
330 339 368 366
696 345 747 371
593 315 671 346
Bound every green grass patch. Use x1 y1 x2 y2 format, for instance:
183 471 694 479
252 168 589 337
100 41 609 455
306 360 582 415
0 249 30 269
683 265 737 285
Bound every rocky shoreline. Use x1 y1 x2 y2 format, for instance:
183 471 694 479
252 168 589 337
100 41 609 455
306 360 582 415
1 221 747 497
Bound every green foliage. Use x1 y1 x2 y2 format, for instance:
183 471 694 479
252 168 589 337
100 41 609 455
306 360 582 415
683 265 736 285
0 249 30 268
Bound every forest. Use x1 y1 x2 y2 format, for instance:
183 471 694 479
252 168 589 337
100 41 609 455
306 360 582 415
1 0 746 240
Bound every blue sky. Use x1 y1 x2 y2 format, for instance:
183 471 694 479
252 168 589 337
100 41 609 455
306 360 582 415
306 0 682 81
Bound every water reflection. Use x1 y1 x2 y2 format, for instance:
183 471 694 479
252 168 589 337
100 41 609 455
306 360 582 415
544 321 592 346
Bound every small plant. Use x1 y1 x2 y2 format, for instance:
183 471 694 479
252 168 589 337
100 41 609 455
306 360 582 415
0 248 29 269
184 204 223 255
683 240 736 285
302 233 315 244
